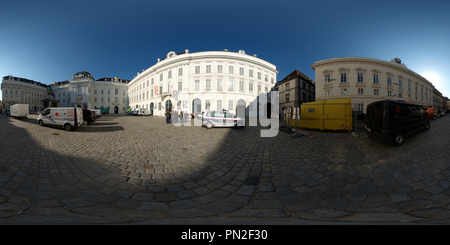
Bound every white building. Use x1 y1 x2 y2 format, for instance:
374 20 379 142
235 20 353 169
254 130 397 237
2 72 130 113
128 49 278 117
310 57 435 113
1 75 48 111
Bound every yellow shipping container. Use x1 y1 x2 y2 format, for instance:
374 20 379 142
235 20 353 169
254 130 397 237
289 98 353 132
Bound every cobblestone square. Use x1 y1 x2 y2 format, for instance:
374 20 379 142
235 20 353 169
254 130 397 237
1 113 450 224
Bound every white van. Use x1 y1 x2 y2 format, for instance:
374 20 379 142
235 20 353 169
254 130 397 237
9 104 29 119
91 109 101 117
37 107 83 131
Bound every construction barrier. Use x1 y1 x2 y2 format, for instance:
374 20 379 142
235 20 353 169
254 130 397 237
289 98 353 132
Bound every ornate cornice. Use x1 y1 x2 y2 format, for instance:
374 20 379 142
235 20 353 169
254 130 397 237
310 57 434 87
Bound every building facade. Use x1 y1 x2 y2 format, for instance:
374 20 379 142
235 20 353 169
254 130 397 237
1 72 130 113
310 57 435 113
275 69 315 113
128 49 278 117
1 75 48 112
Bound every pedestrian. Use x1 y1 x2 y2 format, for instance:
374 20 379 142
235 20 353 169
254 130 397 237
180 110 184 123
165 110 170 123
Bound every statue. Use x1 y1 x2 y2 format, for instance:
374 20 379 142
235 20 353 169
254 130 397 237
47 86 55 98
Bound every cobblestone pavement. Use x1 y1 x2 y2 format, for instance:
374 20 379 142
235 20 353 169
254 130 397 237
1 113 450 224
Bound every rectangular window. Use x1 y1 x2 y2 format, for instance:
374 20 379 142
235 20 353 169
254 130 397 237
205 100 211 110
258 72 261 80
285 94 290 102
357 72 363 83
178 68 183 76
239 67 244 76
229 66 233 74
151 78 154 84
160 73 163 81
341 73 347 83
373 74 378 84
195 66 200 74
399 92 403 98
239 81 244 92
258 85 261 94
408 82 411 90
374 89 379 95
178 81 182 91
217 100 222 111
249 69 253 77
206 79 211 90
228 100 233 111
387 76 392 86
228 80 233 91
217 79 222 90
358 88 364 95
168 70 172 79
399 79 402 88
325 74 331 84
388 91 392 97
217 65 222 73
101 90 104 94
115 97 118 102
195 80 200 91
249 83 253 93
341 88 347 95
95 90 97 94
206 65 211 73
325 90 331 96
285 83 290 90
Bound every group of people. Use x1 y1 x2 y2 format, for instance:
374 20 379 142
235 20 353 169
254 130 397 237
165 110 191 123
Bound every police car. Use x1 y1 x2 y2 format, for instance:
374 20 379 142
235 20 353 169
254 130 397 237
201 110 245 129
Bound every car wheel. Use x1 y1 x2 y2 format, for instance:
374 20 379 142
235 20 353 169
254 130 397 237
206 122 214 129
39 120 44 126
394 133 405 146
64 124 72 131
425 122 430 130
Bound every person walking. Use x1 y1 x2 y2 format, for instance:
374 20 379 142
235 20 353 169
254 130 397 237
180 110 184 123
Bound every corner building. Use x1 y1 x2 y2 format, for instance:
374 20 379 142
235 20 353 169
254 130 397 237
128 49 278 117
310 57 435 113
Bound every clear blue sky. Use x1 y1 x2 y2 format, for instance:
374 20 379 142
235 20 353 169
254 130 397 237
1 0 449 101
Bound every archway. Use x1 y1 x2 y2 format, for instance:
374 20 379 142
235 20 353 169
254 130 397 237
150 102 154 115
165 100 172 112
192 98 201 118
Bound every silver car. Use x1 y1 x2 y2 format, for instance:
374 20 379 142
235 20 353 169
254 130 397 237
201 110 245 129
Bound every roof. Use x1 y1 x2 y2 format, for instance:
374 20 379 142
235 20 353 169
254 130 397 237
276 69 315 86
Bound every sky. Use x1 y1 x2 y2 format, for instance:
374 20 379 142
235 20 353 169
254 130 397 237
1 0 449 101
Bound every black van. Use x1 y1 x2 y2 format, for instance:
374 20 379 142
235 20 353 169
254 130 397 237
365 100 430 146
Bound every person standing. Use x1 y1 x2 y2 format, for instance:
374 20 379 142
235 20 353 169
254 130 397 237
180 110 184 123
165 110 170 123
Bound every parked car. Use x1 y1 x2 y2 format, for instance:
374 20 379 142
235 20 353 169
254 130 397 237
91 110 98 120
365 100 430 146
91 109 101 117
202 110 245 129
38 107 83 131
440 110 446 117
356 111 366 120
83 109 95 124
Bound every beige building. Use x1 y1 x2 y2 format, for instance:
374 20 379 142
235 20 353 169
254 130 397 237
310 57 435 113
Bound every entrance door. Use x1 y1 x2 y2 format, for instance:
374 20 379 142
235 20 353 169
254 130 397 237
166 100 172 112
192 98 201 118
114 106 118 114
150 102 154 115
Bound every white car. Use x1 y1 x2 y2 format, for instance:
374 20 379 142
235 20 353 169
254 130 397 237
201 110 245 129
38 107 83 131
